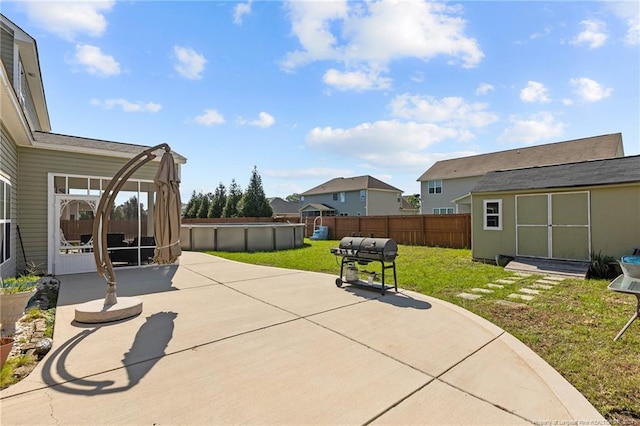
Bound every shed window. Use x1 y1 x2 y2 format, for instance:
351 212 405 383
428 180 442 194
483 199 502 230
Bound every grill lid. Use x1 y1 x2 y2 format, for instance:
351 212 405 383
335 237 398 261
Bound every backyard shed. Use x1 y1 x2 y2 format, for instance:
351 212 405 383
470 156 640 263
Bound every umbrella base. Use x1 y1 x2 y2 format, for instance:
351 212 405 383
75 297 143 324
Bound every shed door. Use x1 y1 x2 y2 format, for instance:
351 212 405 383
516 192 590 261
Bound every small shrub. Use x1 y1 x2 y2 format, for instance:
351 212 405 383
588 251 617 279
1 275 39 294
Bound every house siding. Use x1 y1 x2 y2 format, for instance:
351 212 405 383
0 24 14 85
471 193 516 261
1 126 19 278
421 176 480 214
17 146 162 274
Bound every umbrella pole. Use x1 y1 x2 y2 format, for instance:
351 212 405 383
75 144 171 323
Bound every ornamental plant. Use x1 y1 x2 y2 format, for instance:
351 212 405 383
1 275 39 295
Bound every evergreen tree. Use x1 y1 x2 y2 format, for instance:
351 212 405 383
197 192 212 218
222 179 242 218
186 191 204 218
285 193 301 203
183 190 198 218
208 183 227 218
239 166 273 217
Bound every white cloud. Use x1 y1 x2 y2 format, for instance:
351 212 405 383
498 112 565 144
390 93 499 128
22 1 115 41
520 81 550 103
194 109 225 126
571 19 607 49
264 167 353 179
233 1 252 25
306 120 473 170
250 112 275 128
73 44 120 77
90 98 161 113
475 83 494 96
282 0 482 91
606 2 639 46
323 68 391 91
570 77 612 102
173 46 207 80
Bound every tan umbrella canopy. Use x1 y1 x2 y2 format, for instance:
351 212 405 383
153 151 182 264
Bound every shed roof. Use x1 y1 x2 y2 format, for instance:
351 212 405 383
471 155 640 193
301 175 402 195
32 131 187 163
418 133 623 181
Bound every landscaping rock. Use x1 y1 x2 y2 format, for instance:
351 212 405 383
35 338 52 357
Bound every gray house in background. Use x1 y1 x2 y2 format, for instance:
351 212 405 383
1 14 186 277
268 197 299 219
417 133 625 215
300 175 407 217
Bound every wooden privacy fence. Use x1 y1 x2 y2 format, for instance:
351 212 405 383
303 214 471 249
181 214 471 249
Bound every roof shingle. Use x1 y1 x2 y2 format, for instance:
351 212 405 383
418 133 623 181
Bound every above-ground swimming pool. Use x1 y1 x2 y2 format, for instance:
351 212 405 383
180 223 305 252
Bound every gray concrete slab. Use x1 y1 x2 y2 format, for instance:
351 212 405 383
1 251 606 425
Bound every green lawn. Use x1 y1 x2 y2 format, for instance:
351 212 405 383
208 239 640 424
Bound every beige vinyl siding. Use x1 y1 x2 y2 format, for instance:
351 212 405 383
471 193 517 261
17 145 163 274
1 126 19 277
368 190 402 216
590 184 640 259
1 24 15 85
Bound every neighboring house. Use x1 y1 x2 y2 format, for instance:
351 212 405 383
417 133 625 215
400 196 419 215
470 155 640 263
268 197 299 219
299 175 406 217
0 14 186 278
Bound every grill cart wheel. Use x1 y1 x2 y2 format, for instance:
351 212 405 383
335 278 343 287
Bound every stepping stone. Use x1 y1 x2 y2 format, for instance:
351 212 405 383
536 279 558 285
513 272 532 278
456 292 482 300
508 293 534 301
496 279 517 284
486 283 505 289
530 283 553 290
519 288 540 295
471 288 494 294
543 276 566 282
496 300 527 308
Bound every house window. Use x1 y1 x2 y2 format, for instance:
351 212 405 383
340 192 345 202
0 177 11 265
428 180 442 194
483 199 502 230
432 207 454 214
360 190 366 202
332 193 338 201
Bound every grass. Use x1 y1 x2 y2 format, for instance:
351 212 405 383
208 239 640 423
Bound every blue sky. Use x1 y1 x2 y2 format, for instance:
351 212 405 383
4 1 639 201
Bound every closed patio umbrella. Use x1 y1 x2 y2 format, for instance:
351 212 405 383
153 150 182 264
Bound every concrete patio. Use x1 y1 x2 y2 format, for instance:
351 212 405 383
1 251 605 424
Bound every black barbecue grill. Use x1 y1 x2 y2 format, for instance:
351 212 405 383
331 237 398 294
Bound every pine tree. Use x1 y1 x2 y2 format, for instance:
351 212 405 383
197 193 211 218
223 179 242 218
208 183 227 218
183 190 198 218
239 166 273 218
